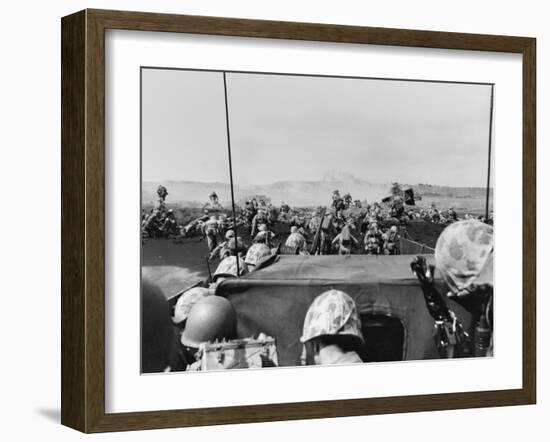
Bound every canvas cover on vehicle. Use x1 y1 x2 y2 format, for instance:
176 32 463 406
217 255 475 366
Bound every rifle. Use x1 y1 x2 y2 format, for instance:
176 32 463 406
205 256 213 283
410 256 472 358
309 209 325 255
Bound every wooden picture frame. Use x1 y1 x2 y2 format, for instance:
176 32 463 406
61 9 536 433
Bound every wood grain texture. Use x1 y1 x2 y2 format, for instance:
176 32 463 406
522 38 536 403
60 9 537 433
61 10 86 431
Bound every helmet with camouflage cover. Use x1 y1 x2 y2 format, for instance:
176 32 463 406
226 237 245 253
435 219 493 294
244 243 272 267
300 290 364 344
180 296 237 348
172 286 213 324
212 255 248 282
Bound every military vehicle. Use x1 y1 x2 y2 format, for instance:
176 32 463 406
381 182 419 206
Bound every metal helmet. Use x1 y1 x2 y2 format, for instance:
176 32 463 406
141 279 175 373
212 256 248 282
226 236 245 251
180 296 237 348
290 226 298 234
245 243 272 266
300 290 364 343
172 287 213 324
225 229 235 240
435 219 493 294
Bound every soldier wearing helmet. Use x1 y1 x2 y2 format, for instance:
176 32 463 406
428 203 441 223
203 191 224 214
202 215 222 253
156 184 168 201
243 200 256 225
285 225 308 254
155 184 168 213
158 209 179 237
343 193 353 209
332 190 345 214
211 255 248 285
209 233 246 262
172 287 213 326
331 224 358 255
435 219 493 296
253 223 275 246
244 243 272 272
390 195 405 219
142 209 163 239
435 219 494 356
180 296 238 369
280 201 290 214
384 225 400 255
301 290 365 365
447 207 458 222
364 222 382 255
250 208 269 237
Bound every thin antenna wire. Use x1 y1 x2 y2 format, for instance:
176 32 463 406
222 72 240 277
485 85 494 221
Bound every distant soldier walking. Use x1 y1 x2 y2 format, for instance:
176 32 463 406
202 215 221 253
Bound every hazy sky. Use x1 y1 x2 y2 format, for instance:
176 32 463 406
142 68 493 187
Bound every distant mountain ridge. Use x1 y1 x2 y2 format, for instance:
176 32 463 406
143 177 492 208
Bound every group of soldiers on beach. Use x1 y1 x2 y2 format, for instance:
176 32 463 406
141 183 492 261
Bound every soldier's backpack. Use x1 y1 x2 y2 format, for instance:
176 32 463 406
196 336 278 370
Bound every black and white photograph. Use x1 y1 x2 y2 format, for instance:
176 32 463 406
141 67 495 374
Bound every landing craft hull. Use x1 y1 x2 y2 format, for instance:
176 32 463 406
217 255 476 366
